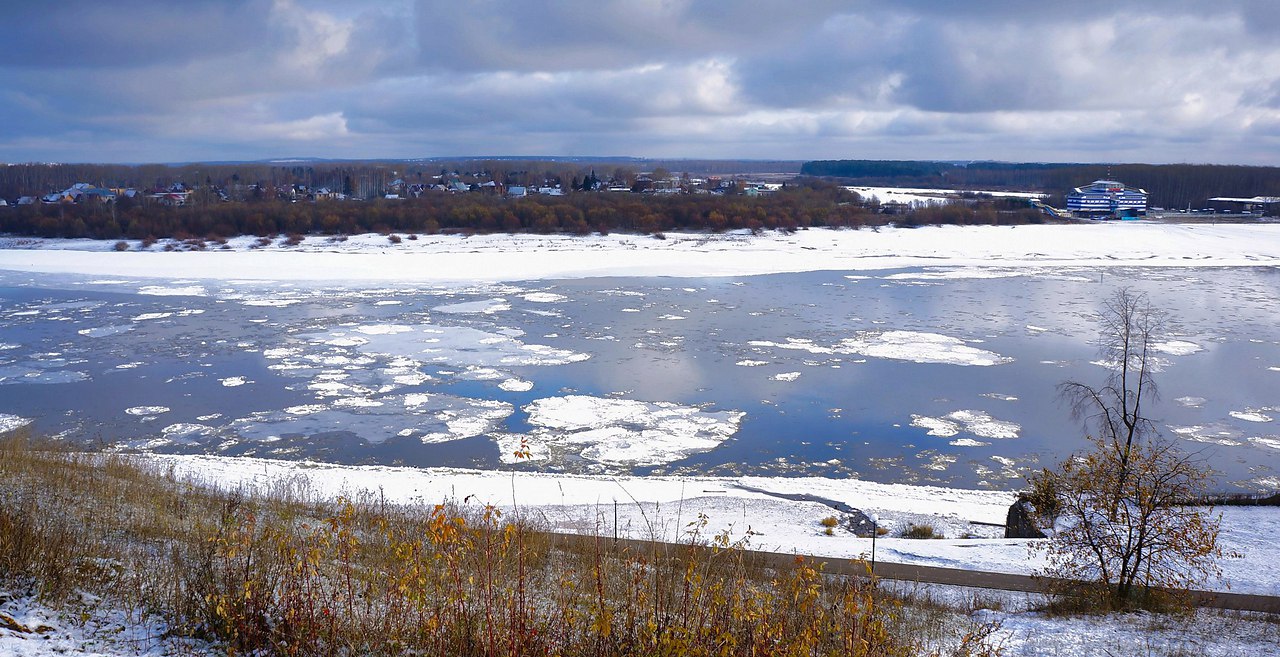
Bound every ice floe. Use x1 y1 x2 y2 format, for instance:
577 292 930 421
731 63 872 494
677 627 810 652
433 298 511 314
911 410 1020 439
1152 340 1204 356
78 324 135 338
1250 437 1280 450
219 376 250 387
519 395 744 466
522 292 566 303
1231 409 1275 423
1176 396 1207 408
230 393 513 446
1171 424 1244 446
751 331 1011 367
498 378 534 392
735 359 769 367
771 372 802 382
304 323 589 368
132 312 172 321
125 405 170 416
137 285 206 296
0 413 32 433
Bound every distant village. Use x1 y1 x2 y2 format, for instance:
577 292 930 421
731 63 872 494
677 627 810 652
0 168 781 209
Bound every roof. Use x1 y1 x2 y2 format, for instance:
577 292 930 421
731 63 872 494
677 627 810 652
1209 196 1280 204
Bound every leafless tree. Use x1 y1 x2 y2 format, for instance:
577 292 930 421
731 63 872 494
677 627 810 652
1058 288 1163 502
1034 288 1221 609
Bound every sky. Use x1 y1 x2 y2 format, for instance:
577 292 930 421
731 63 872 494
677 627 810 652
2 0 1279 165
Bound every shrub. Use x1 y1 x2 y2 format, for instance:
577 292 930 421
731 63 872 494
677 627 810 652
900 524 942 539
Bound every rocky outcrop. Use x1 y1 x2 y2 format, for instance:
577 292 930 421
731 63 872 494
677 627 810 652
1005 494 1047 539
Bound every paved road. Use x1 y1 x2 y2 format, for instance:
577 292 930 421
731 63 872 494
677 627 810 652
550 533 1280 614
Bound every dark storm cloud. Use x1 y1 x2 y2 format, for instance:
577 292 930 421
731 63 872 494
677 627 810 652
0 0 272 69
1 0 1278 164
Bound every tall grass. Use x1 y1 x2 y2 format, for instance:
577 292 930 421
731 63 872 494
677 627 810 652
0 431 1000 655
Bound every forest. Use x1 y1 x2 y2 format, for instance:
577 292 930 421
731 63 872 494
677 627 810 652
0 180 1042 241
801 160 1280 209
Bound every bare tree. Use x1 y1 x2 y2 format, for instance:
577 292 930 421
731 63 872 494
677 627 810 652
1058 288 1163 504
1033 289 1221 608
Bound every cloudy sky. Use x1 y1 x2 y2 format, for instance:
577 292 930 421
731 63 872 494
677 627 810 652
3 0 1279 165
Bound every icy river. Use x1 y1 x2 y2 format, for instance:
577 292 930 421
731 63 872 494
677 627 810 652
2 265 1279 492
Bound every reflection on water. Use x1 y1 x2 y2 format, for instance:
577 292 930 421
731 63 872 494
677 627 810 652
1 265 1278 491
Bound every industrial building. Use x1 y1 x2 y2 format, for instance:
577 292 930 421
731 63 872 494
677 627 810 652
1066 180 1148 219
1207 196 1280 216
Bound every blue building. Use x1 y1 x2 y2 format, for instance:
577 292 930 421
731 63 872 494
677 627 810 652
1065 180 1148 219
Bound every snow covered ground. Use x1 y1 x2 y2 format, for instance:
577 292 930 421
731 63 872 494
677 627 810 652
2 223 1280 285
148 454 1280 598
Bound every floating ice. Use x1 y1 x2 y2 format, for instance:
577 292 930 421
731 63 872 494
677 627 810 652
78 324 135 338
1152 340 1203 356
0 413 32 433
522 292 566 303
884 268 1029 281
138 285 206 296
304 324 590 368
499 378 534 392
1176 396 1207 408
1172 425 1244 446
161 423 217 444
520 395 744 466
132 312 172 321
1231 409 1275 423
220 376 249 387
355 324 414 335
911 410 1020 439
949 438 990 447
736 360 769 367
126 406 170 416
981 393 1018 402
752 331 1010 366
231 393 513 446
1250 437 1280 450
433 298 511 314
242 299 301 307
658 314 686 321
1025 325 1048 333
771 372 802 382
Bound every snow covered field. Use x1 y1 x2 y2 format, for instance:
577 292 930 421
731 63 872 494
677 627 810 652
3 222 1280 285
149 454 1280 597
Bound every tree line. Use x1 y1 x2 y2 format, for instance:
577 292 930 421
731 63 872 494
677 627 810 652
0 182 1042 241
801 160 1280 209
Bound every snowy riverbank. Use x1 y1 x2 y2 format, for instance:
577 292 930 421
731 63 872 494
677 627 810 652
152 454 1280 597
2 222 1280 285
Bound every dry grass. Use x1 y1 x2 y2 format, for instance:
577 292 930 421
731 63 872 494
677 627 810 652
0 431 1002 656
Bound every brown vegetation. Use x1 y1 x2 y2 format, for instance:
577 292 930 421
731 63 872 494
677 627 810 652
0 431 1002 656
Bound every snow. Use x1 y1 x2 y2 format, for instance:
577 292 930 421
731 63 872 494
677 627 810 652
3 224 1280 285
522 292 566 303
138 453 1280 596
1153 339 1204 355
0 592 201 656
518 395 745 466
124 406 169 417
0 413 32 433
1230 409 1274 423
77 325 134 338
752 331 1012 367
911 410 1019 440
